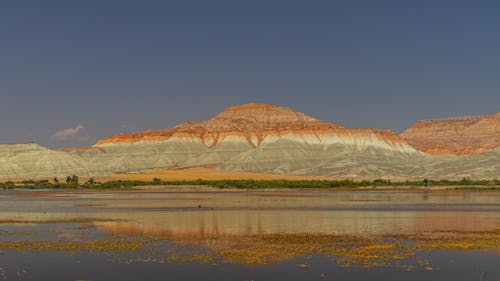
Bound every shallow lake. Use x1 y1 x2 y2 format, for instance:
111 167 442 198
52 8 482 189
0 187 498 280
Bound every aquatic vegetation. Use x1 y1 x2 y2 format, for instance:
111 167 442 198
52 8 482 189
0 239 149 252
161 230 500 268
0 189 498 275
108 231 500 269
0 230 498 270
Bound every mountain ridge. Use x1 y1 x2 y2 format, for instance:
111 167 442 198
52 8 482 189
401 111 500 155
0 103 498 180
95 103 412 152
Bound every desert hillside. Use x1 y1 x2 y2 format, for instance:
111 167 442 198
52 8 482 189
401 112 500 155
0 103 498 180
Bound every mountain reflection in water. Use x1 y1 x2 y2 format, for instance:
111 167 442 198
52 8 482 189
1 189 499 237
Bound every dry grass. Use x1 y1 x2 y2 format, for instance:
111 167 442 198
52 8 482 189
100 167 334 181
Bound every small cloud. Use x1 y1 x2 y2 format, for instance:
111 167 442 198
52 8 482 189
52 124 84 140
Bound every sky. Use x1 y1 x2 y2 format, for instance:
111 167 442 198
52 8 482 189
1 0 499 148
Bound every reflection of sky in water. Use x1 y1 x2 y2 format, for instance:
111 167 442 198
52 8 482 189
1 249 498 281
1 189 499 281
0 189 499 236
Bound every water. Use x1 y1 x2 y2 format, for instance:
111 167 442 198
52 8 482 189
1 250 498 281
0 187 498 280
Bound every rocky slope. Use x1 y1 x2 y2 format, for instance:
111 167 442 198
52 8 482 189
96 103 410 151
0 143 91 179
0 103 498 180
401 112 500 155
79 103 420 177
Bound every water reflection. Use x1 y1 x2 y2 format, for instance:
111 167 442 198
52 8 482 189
0 188 499 279
0 189 498 236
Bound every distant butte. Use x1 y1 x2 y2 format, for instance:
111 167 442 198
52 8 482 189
401 112 500 155
96 103 407 149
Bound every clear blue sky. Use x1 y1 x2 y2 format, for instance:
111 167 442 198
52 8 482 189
1 0 499 148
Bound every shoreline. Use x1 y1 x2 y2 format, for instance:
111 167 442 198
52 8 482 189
0 185 499 195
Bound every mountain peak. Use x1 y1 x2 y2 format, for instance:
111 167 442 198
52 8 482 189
95 103 407 149
207 103 324 128
223 103 279 111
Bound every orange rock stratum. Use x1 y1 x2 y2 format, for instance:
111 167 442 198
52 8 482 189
96 103 408 149
401 112 500 155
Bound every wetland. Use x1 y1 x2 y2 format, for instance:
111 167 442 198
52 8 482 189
0 186 498 280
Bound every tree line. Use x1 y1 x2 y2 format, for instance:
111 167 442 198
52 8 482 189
0 177 499 190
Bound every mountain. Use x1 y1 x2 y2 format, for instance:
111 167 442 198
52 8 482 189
0 143 91 179
96 103 410 151
73 103 421 178
401 112 500 155
0 103 498 180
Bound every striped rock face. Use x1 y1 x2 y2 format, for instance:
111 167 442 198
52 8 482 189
80 103 421 177
0 103 498 180
0 143 91 179
401 112 500 155
96 103 416 153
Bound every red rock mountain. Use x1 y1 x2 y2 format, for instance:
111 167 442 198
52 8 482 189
96 103 408 149
401 112 500 155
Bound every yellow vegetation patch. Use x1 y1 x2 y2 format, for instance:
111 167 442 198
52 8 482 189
103 167 333 181
0 239 148 252
0 230 498 269
168 230 500 267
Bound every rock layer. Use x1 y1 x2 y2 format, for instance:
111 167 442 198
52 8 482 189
0 143 91 179
87 103 419 175
401 112 500 155
0 103 499 180
97 103 407 150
